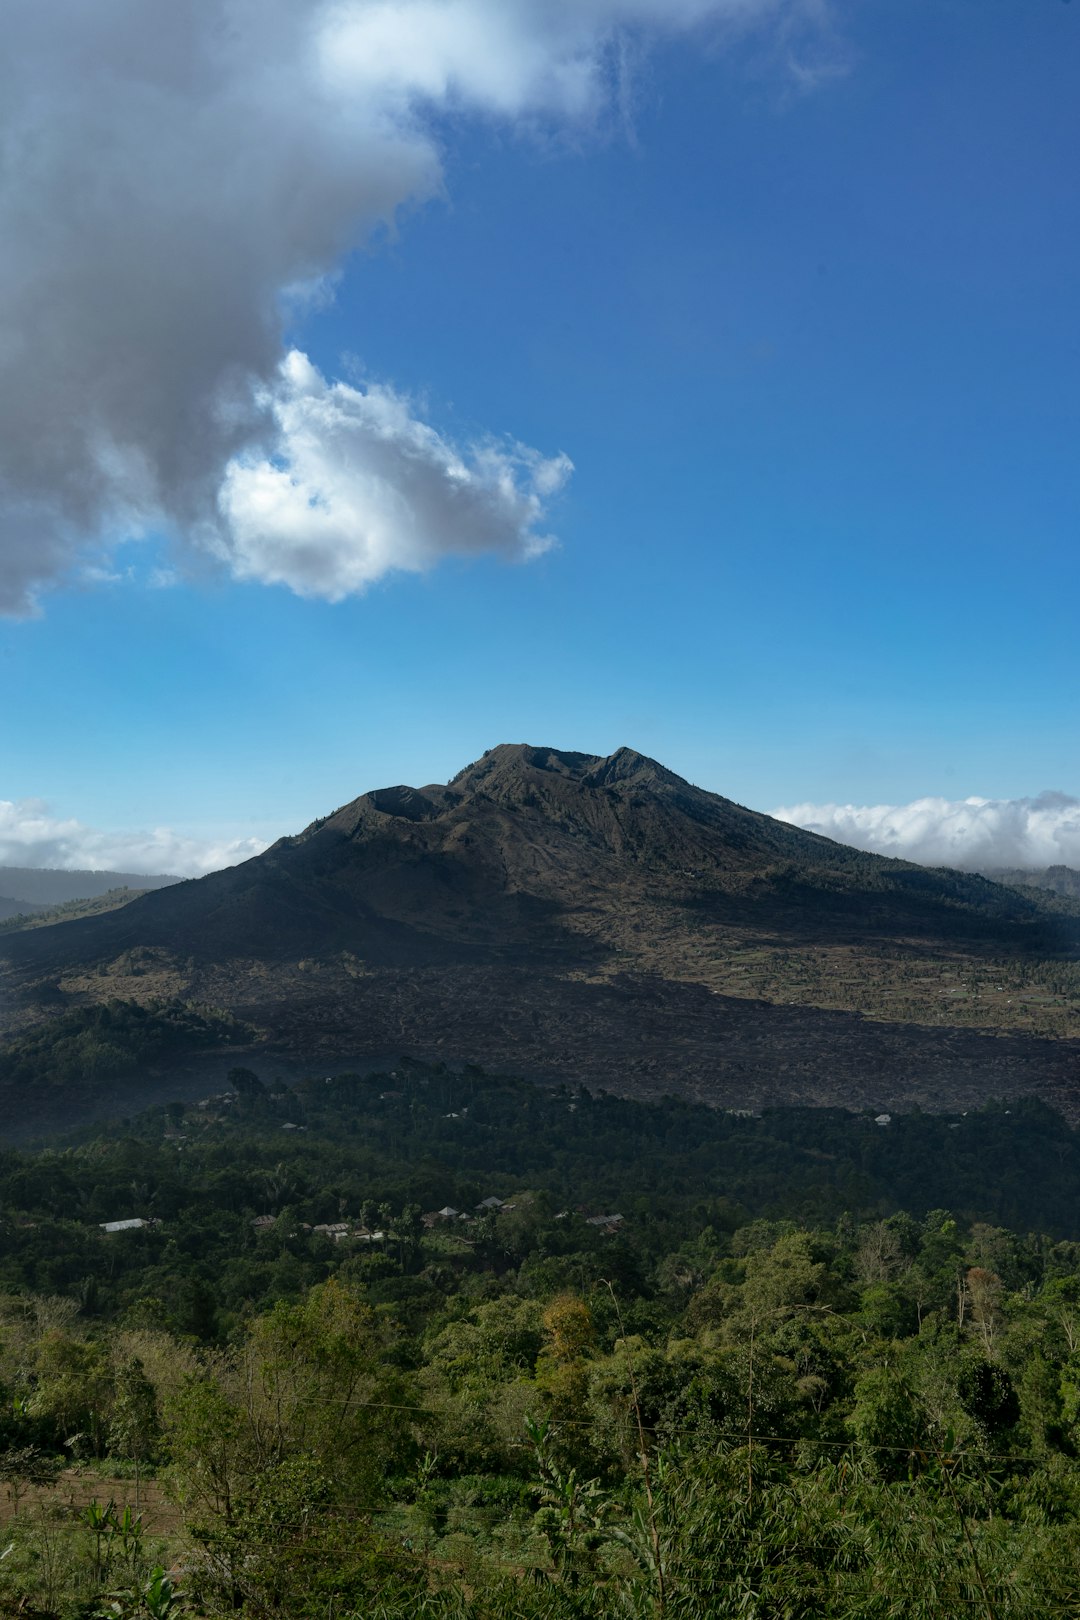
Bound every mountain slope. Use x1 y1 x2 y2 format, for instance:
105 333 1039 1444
2 745 1078 1122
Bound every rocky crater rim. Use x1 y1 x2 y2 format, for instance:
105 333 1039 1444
316 743 711 829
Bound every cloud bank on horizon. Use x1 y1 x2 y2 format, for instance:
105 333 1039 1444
0 800 267 879
8 781 1079 885
0 0 818 615
773 791 1080 873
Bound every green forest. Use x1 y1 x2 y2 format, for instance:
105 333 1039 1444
2 1061 1080 1616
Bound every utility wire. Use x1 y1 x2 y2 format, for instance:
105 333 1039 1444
224 1392 1064 1466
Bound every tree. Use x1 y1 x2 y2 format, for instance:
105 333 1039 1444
854 1222 906 1286
957 1358 1019 1437
227 1066 266 1106
962 1267 1005 1356
109 1356 159 1510
741 1233 828 1320
30 1332 114 1455
849 1368 927 1478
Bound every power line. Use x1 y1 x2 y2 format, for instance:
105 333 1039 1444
172 1389 1062 1466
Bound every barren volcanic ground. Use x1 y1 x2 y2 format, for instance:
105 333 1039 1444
3 744 1080 1123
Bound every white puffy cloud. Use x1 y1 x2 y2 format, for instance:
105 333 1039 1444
0 0 829 613
772 791 1080 872
0 800 266 879
216 351 572 597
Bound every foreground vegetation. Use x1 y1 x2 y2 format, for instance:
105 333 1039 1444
3 1063 1080 1615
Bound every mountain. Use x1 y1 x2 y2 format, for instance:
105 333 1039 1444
2 744 1079 1124
0 866 179 907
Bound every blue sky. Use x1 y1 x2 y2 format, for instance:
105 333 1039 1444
1 0 1077 872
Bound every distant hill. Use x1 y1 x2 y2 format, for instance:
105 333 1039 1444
2 745 1079 1125
0 865 179 907
0 895 48 923
988 865 1080 901
0 887 173 936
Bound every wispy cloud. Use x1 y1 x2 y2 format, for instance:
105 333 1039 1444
0 800 266 879
772 791 1080 872
0 0 835 614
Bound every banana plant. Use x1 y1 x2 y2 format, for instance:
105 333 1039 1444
95 1565 187 1619
525 1415 617 1580
80 1497 119 1584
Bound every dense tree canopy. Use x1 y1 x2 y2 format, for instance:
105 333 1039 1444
2 1063 1080 1615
